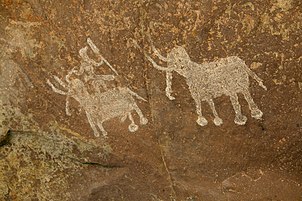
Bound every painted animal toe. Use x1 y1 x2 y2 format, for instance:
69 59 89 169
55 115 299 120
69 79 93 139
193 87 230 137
197 117 208 126
251 109 263 119
168 96 176 100
140 117 148 125
213 117 223 126
100 131 108 138
234 115 247 125
121 115 127 122
93 129 100 137
129 124 139 132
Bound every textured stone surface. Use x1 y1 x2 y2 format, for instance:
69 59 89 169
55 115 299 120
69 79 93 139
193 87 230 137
0 0 301 200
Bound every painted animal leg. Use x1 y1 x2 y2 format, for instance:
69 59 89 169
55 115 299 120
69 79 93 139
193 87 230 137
46 79 67 95
193 96 208 126
65 96 72 116
85 111 100 137
206 99 223 126
133 104 148 125
97 121 108 138
242 90 263 119
229 94 247 125
127 113 139 132
121 114 128 122
53 76 67 88
165 71 175 100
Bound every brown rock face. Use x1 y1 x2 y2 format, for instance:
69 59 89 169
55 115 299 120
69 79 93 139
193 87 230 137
0 0 301 200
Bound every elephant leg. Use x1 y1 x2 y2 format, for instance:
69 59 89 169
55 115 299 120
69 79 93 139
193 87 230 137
192 94 208 126
206 99 223 126
65 96 72 116
229 93 247 125
97 121 108 138
127 113 138 132
133 104 148 125
242 90 263 119
85 112 100 137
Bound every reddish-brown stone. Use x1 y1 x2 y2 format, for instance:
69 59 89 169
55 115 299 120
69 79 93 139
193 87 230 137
0 0 301 200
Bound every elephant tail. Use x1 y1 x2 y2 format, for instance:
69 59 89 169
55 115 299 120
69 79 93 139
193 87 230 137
241 61 267 90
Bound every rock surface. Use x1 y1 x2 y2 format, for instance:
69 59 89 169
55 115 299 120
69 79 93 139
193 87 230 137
0 0 301 200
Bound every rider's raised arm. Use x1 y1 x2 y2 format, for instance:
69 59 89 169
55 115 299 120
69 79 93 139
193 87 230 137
79 46 104 67
86 38 119 75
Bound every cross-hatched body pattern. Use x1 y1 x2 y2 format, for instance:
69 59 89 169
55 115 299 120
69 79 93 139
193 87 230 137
134 38 267 126
47 38 148 138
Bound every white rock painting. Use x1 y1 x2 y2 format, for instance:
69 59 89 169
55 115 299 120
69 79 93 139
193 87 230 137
134 36 267 126
47 38 148 138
